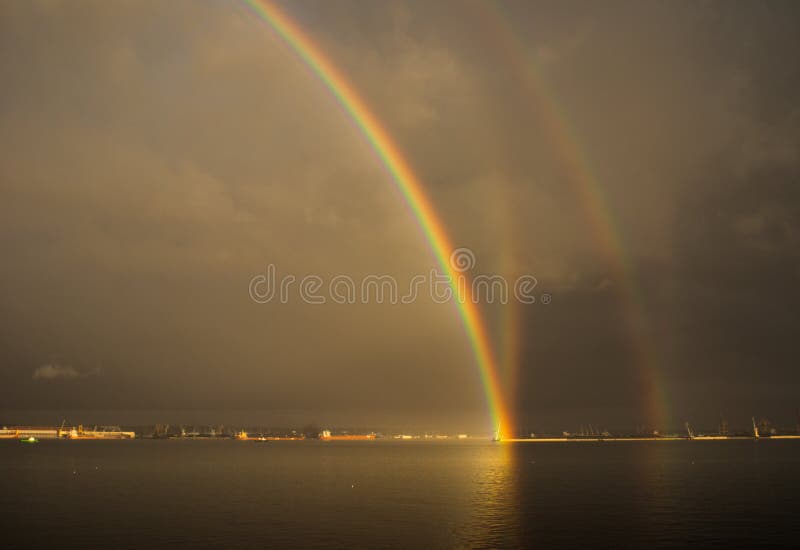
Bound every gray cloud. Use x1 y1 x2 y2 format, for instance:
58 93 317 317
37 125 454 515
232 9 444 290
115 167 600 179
2 1 799 432
33 363 90 381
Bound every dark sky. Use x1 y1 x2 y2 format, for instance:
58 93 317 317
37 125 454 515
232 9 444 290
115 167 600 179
1 1 799 433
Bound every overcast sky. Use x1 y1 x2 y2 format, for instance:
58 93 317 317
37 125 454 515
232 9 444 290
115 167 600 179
1 0 798 433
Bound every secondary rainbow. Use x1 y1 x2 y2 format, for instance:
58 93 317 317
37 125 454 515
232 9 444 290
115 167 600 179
242 0 510 435
474 3 668 429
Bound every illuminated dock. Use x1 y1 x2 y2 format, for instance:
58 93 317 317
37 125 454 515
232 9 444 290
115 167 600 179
1 425 135 440
235 430 305 441
320 430 376 441
501 436 800 443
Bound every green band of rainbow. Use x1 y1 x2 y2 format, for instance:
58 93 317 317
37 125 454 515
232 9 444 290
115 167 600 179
243 0 510 435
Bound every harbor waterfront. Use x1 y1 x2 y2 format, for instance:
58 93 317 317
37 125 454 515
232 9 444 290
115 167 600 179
3 419 800 443
0 426 135 441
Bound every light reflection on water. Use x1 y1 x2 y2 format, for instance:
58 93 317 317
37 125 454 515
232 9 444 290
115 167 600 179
459 442 520 548
3 439 800 548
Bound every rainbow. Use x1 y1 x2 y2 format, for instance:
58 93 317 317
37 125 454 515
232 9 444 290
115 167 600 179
473 3 668 429
242 0 511 435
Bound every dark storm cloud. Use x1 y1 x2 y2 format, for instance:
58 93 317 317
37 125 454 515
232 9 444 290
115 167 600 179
1 0 799 432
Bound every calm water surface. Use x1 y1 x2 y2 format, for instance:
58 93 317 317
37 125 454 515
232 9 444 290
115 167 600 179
3 439 800 548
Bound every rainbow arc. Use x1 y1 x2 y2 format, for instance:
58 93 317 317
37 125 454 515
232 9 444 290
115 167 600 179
243 0 511 435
